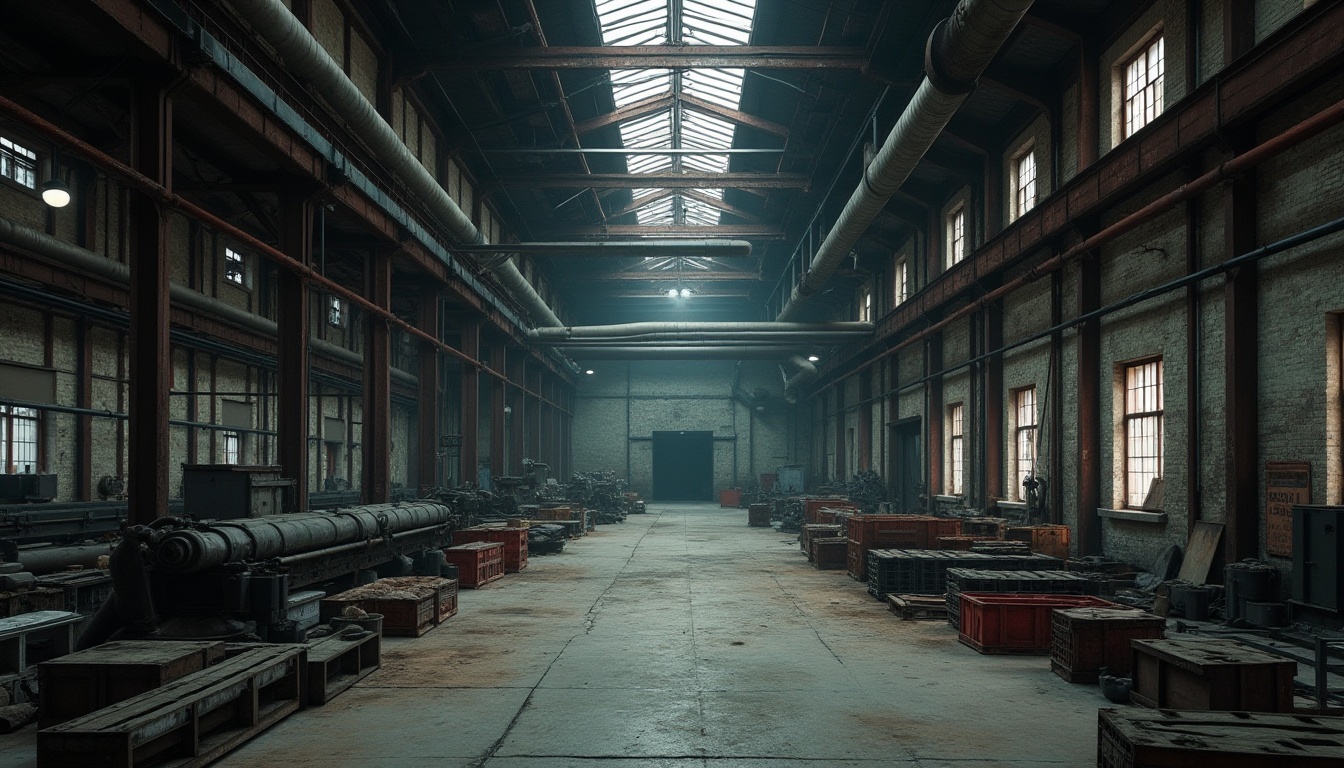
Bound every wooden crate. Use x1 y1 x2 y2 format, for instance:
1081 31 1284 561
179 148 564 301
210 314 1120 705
453 526 529 572
320 576 457 637
37 645 303 768
809 537 848 570
800 524 843 557
936 536 998 550
958 593 1114 654
1130 638 1297 712
38 641 227 727
1049 607 1164 683
306 628 380 705
747 503 772 527
0 587 65 618
803 498 854 524
962 517 1008 539
1097 708 1344 767
442 542 505 589
1006 524 1071 560
0 610 81 677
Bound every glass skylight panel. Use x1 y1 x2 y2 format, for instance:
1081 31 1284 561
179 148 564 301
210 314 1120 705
593 0 758 225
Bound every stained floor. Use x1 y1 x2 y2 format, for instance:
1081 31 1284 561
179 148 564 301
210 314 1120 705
3 504 1108 766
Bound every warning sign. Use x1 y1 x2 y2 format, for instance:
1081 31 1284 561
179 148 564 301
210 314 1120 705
1265 461 1310 558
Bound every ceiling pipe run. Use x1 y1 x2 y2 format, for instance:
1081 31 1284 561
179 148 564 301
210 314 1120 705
777 0 1034 398
564 347 815 360
455 240 753 257
225 0 562 327
530 321 872 340
0 215 416 386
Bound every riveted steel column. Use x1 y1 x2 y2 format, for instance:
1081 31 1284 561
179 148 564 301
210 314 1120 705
362 249 392 503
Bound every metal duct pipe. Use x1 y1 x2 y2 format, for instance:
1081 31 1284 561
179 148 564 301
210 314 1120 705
545 333 869 344
154 502 452 573
0 216 417 386
15 542 116 574
781 355 817 404
776 0 1034 322
530 321 872 340
457 240 753 257
226 0 562 327
564 347 811 360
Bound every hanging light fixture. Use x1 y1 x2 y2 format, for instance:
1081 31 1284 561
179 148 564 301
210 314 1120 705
679 288 691 298
666 288 679 299
42 149 70 208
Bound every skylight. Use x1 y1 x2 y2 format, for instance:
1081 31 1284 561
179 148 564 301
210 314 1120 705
594 0 758 227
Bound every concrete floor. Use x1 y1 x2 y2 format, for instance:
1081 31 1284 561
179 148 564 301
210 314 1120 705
1 504 1109 766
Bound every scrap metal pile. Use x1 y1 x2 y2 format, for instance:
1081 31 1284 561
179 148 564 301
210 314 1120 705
563 471 628 524
809 471 887 512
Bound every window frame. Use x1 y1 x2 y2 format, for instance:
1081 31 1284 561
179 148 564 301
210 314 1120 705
1013 386 1037 501
222 432 241 465
0 405 40 474
1012 145 1037 221
1122 358 1164 508
894 257 909 306
223 247 248 289
327 296 346 328
948 402 965 496
947 204 966 269
859 286 872 322
1121 34 1165 140
0 135 39 193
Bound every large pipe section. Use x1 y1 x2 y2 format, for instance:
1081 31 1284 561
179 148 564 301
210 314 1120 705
530 321 872 340
460 240 754 258
225 0 562 327
154 502 452 573
562 346 813 360
776 0 1034 323
0 216 417 386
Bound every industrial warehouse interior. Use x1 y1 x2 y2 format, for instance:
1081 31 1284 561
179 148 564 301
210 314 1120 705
0 0 1342 765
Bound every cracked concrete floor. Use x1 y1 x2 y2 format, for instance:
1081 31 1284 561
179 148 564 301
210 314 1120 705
0 504 1109 767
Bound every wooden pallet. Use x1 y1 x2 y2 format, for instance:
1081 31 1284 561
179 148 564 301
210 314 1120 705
38 641 227 727
37 645 304 768
886 594 949 621
306 629 380 705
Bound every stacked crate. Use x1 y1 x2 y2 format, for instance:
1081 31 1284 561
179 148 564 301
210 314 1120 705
846 515 966 581
1051 607 1165 682
1097 708 1344 767
1129 638 1298 712
945 568 1099 630
442 542 506 589
810 537 848 570
803 498 855 524
320 576 459 637
866 550 1064 599
452 526 529 572
800 524 843 558
957 593 1114 654
1005 524 1071 560
962 517 1009 539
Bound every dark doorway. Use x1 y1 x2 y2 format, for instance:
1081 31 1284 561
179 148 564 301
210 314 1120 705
652 430 714 501
891 419 922 512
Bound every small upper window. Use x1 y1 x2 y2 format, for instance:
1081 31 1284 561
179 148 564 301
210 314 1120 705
895 258 909 305
859 287 872 322
0 136 38 190
1123 36 1165 139
948 206 966 268
1014 150 1037 220
224 248 246 287
223 432 240 465
328 296 345 327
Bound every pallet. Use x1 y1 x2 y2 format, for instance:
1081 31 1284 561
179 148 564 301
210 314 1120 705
1098 708 1344 767
886 594 948 621
305 628 380 705
37 645 304 768
38 641 227 727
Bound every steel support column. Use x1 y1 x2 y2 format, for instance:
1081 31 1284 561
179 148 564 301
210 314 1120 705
76 319 93 501
1224 142 1259 562
276 189 312 512
416 290 441 492
984 303 1004 503
926 335 943 508
1077 38 1098 171
859 371 872 472
361 250 392 503
527 364 542 465
1076 252 1103 556
127 82 172 525
834 384 846 481
508 354 526 475
460 321 481 487
489 342 506 481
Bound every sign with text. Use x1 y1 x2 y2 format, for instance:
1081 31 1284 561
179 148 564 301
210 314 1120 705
1265 461 1310 558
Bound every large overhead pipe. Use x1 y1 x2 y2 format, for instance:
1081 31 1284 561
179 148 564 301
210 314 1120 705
225 0 562 327
456 240 753 257
776 0 1034 323
563 347 813 360
0 216 416 386
530 321 872 343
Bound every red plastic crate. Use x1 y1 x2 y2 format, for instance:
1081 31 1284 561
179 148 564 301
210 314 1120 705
442 542 505 589
720 489 742 508
804 498 854 524
958 593 1114 654
452 527 528 572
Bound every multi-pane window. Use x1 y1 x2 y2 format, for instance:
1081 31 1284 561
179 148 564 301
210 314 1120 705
223 433 240 465
1123 36 1165 139
895 259 909 305
859 287 872 322
328 296 345 327
948 207 966 267
1015 387 1037 501
1014 150 1037 219
224 248 246 287
949 403 965 495
0 137 37 189
0 405 39 474
1124 359 1164 507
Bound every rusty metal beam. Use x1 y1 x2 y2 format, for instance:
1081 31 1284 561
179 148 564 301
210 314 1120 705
127 80 171 525
679 93 790 137
609 189 675 219
495 172 808 189
1076 251 1101 555
681 189 764 223
460 321 480 487
560 271 761 282
276 185 313 512
574 93 675 135
490 342 506 482
416 290 441 492
362 249 392 504
423 46 866 71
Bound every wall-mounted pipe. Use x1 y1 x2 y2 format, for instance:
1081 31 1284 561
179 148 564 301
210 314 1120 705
0 216 417 386
225 0 562 327
776 0 1035 322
